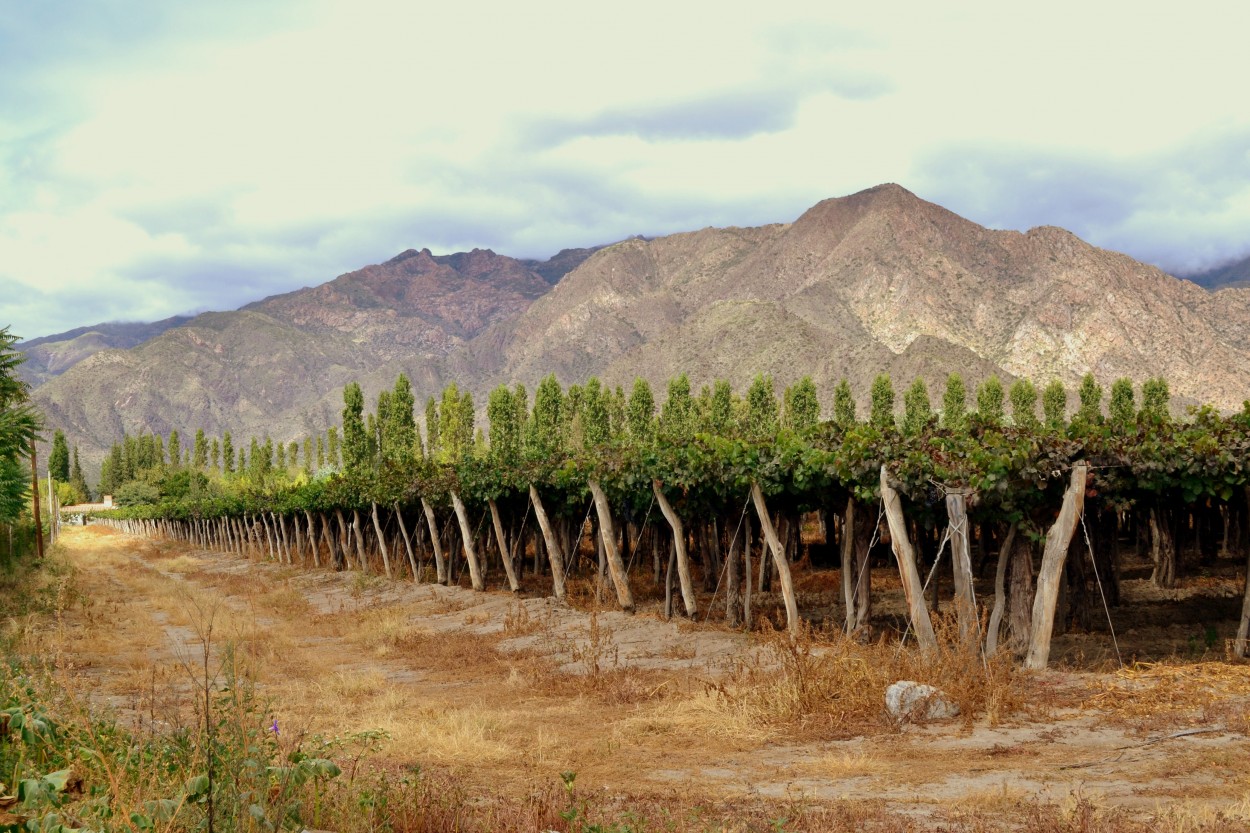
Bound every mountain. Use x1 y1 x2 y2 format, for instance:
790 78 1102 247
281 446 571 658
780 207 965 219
478 184 1250 412
32 248 559 468
16 316 192 387
32 185 1250 470
1182 253 1250 290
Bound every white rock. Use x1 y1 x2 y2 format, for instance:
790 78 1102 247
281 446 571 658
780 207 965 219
884 680 959 721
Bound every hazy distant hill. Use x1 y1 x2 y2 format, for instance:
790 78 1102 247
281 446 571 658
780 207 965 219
16 316 192 387
1181 253 1250 290
32 185 1250 468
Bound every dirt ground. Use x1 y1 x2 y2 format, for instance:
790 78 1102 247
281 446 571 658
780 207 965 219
26 525 1250 825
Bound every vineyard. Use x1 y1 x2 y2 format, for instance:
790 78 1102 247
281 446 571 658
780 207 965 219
90 371 1250 669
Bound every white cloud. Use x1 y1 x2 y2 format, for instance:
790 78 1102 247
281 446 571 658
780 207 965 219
3 0 1250 337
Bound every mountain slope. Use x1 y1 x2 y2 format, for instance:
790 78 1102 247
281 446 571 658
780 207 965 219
33 249 559 467
483 184 1250 410
33 185 1250 470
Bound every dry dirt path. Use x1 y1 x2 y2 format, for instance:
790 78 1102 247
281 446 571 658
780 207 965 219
38 525 1250 824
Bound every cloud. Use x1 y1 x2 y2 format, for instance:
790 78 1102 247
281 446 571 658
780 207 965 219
521 72 892 146
912 125 1250 274
4 0 1250 339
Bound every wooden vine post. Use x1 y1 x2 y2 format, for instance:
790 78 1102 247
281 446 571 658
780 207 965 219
1025 463 1089 670
984 522 1018 656
1234 486 1250 658
879 466 938 658
420 497 448 584
450 491 485 591
487 498 521 592
393 503 418 580
945 489 978 648
30 442 43 560
370 502 393 579
528 485 567 601
587 479 634 612
749 482 799 638
652 480 697 617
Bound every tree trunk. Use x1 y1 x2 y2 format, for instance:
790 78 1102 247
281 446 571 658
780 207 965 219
450 491 484 591
588 479 634 612
750 483 799 638
985 522 1018 656
1025 463 1089 670
879 466 938 658
420 497 448 584
528 485 567 600
652 480 697 617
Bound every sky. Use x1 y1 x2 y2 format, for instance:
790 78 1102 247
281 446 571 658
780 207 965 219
3 0 1249 340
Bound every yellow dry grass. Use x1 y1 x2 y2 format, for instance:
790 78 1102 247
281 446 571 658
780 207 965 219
1083 661 1250 730
21 525 1250 829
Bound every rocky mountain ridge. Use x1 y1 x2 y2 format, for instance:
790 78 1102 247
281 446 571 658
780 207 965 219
29 185 1250 469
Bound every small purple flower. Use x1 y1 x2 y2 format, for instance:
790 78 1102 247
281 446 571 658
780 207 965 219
270 719 279 735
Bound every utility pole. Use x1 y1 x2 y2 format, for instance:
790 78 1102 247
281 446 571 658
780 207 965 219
30 442 44 559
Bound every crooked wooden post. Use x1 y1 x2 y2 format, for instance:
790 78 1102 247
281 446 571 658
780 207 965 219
945 489 978 648
1233 487 1250 658
588 479 635 612
370 501 393 579
652 480 697 617
1025 463 1089 670
420 497 448 584
529 485 567 601
394 502 419 581
488 498 521 592
749 482 799 639
985 522 1018 656
880 466 939 658
450 491 485 591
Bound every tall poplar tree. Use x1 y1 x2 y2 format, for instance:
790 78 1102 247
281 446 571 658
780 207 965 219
902 378 932 436
341 382 368 475
49 430 70 482
783 377 820 433
626 378 655 442
869 374 895 430
1042 380 1067 430
833 379 856 428
941 373 968 431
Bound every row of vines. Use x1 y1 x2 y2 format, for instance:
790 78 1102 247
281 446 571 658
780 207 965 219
91 371 1250 668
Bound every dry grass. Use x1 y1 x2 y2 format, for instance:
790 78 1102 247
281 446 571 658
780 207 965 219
1082 661 1250 732
16 526 1250 831
708 619 1025 739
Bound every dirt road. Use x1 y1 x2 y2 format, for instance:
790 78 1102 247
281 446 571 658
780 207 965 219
34 526 1250 824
